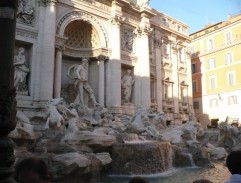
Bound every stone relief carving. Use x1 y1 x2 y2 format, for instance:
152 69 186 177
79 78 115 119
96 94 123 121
121 69 135 103
17 0 35 24
130 0 150 8
134 25 153 37
121 30 135 52
111 15 125 26
14 47 29 95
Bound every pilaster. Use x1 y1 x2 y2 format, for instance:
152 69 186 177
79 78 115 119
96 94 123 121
106 13 124 113
134 25 152 108
34 0 58 100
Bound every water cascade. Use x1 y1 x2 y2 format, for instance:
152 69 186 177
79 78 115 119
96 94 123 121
111 142 172 175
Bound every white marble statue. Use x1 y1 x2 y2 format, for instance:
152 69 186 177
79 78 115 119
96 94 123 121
121 69 135 103
14 47 29 94
137 0 150 7
45 98 65 129
68 59 99 107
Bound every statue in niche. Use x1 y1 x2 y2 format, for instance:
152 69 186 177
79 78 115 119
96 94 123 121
121 30 134 51
121 69 135 103
67 58 99 108
14 47 29 95
17 0 34 24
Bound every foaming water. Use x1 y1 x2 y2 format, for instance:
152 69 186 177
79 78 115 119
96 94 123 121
101 162 231 183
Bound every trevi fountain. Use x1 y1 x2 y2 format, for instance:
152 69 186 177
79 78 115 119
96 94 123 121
1 0 240 183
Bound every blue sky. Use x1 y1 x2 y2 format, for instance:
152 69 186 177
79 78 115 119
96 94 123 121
149 0 241 34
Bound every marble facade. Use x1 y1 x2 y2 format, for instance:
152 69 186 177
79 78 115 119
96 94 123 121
15 0 193 124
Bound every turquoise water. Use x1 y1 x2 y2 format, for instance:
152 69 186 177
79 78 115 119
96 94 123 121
101 162 231 183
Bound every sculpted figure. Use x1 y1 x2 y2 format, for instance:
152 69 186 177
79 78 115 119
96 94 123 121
121 69 135 103
137 0 150 7
14 47 29 94
17 0 34 24
45 98 65 129
68 58 99 107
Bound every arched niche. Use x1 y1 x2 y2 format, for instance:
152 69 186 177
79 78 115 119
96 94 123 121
56 11 108 49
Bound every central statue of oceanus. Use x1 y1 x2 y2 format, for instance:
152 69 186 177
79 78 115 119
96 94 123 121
67 58 100 108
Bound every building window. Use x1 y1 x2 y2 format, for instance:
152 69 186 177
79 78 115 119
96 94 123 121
209 98 218 108
208 58 216 70
192 81 197 92
228 95 238 105
193 101 199 109
227 71 235 86
178 47 184 62
191 45 196 57
209 75 216 89
192 63 197 73
207 38 214 51
225 31 232 44
180 82 188 103
225 52 233 65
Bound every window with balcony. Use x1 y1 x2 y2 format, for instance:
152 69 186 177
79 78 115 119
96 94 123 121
228 95 238 105
209 98 218 108
225 31 232 45
163 77 173 101
209 75 216 89
225 52 233 65
180 81 188 103
227 71 235 86
208 58 216 70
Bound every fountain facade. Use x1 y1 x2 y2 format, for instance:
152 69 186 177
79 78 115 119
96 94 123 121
8 0 236 182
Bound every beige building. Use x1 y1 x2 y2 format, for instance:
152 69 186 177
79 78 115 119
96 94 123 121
190 13 241 127
15 0 193 124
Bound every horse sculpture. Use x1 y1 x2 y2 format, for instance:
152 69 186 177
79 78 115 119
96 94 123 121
45 98 65 129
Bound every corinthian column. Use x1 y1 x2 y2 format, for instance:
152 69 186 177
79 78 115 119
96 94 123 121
134 25 152 108
106 14 124 113
0 1 18 182
34 0 57 101
97 55 108 106
54 36 67 98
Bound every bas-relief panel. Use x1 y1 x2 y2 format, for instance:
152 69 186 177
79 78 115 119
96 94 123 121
123 12 141 23
17 0 36 26
121 29 135 53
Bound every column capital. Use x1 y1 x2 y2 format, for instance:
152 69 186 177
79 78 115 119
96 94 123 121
111 15 125 27
97 54 109 61
134 25 153 37
55 36 67 51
